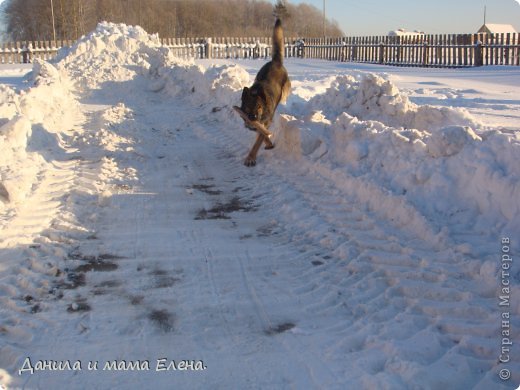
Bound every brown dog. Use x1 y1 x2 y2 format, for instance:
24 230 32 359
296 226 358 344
239 18 291 167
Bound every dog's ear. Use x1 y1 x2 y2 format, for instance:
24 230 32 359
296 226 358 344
241 87 250 99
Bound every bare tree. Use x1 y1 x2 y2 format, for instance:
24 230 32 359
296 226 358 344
3 0 344 41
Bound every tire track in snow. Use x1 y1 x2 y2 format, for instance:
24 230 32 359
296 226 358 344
192 109 398 383
158 106 356 387
302 192 496 386
0 107 125 379
192 102 506 387
172 124 323 388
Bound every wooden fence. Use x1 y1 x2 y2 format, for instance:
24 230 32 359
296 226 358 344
302 33 520 67
1 33 518 67
160 36 303 60
0 40 75 64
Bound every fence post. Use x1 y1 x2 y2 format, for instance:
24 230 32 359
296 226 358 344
505 33 510 65
474 39 483 67
205 38 212 59
297 39 305 58
422 41 428 66
379 41 384 64
22 43 32 63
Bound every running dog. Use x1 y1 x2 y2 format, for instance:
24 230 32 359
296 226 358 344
238 18 291 167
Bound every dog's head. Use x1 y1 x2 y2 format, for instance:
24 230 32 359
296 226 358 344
240 87 266 122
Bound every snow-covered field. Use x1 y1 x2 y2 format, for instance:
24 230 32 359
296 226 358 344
0 23 519 389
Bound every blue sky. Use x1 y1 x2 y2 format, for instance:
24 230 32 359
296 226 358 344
290 0 520 35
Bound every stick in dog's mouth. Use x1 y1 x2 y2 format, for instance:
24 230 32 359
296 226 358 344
233 106 274 141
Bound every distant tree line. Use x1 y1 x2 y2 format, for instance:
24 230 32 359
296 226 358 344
4 0 343 41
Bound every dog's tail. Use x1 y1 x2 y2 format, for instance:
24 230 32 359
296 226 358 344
272 18 284 64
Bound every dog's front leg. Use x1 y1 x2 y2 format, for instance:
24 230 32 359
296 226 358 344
263 134 274 150
244 134 265 167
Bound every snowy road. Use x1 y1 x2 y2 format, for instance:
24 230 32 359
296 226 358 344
1 24 519 389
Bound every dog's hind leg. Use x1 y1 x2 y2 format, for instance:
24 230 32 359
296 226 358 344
245 134 265 167
280 79 291 104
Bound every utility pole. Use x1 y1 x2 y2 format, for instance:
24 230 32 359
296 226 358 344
50 0 56 42
323 0 326 37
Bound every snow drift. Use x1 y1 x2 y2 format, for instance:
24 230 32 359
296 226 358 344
304 73 480 130
0 60 78 216
55 23 170 90
280 72 518 245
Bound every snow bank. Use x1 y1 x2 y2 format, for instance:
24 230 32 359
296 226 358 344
54 22 250 107
150 62 248 106
283 74 519 243
0 21 248 213
0 60 78 212
302 73 480 130
329 112 518 237
55 22 175 90
48 23 251 119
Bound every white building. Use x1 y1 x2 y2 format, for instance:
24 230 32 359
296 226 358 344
477 24 517 34
388 28 425 37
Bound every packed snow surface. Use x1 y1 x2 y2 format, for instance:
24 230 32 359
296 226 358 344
0 23 519 389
